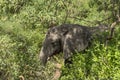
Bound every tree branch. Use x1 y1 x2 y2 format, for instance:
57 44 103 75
105 15 120 45
69 16 112 25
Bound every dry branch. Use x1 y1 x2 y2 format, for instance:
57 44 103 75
105 15 120 45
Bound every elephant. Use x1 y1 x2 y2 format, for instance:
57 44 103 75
39 24 108 65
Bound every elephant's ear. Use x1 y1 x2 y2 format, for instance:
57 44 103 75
60 27 69 36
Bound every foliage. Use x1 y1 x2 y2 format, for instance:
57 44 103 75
0 0 120 80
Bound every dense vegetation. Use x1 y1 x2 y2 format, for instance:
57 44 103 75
0 0 120 80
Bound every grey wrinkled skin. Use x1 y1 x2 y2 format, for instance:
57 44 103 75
39 24 109 65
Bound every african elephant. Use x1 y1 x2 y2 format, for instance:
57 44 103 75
39 24 108 65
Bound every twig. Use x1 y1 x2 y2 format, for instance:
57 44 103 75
19 75 24 80
105 15 120 46
69 16 112 25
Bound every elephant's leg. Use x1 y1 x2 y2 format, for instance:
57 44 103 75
63 39 74 67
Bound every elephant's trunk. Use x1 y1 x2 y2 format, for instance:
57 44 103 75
39 47 48 66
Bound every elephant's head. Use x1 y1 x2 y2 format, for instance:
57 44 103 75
39 26 68 65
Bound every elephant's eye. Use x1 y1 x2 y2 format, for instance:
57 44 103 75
51 42 57 46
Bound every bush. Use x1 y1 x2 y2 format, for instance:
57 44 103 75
0 35 18 80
